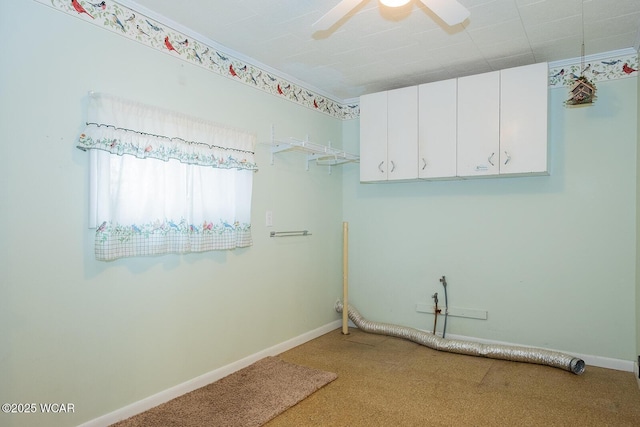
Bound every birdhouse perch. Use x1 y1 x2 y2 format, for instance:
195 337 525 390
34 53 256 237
565 75 597 106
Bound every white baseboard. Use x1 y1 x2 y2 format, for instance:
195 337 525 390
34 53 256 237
445 332 635 372
578 352 635 372
79 319 635 426
79 319 341 427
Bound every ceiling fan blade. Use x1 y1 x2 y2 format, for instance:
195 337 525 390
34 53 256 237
312 0 367 29
418 0 470 26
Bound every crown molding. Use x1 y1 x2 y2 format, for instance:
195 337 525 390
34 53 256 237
31 0 638 116
117 0 340 103
548 48 638 69
548 49 638 88
32 0 360 120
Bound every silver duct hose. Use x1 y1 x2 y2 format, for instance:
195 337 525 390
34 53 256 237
335 301 585 375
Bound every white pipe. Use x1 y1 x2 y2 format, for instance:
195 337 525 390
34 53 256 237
342 222 349 335
335 301 585 375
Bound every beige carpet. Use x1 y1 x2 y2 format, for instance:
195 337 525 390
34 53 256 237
110 356 337 427
267 329 640 426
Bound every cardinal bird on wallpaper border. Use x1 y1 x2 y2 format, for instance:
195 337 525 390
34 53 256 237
71 0 94 19
164 36 179 54
622 63 637 74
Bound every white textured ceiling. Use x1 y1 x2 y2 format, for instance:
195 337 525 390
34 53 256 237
125 0 640 101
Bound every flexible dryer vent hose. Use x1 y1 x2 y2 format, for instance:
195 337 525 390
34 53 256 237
335 301 585 375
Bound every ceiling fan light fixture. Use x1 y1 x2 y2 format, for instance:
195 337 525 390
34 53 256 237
379 0 411 7
313 0 470 30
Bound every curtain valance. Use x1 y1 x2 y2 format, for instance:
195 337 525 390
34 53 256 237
77 93 256 261
77 92 258 171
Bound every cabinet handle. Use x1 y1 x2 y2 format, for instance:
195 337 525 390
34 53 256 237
488 152 495 166
422 158 427 170
390 161 396 172
378 161 384 173
504 151 511 165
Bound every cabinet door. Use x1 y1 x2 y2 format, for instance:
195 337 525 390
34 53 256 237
457 71 500 177
500 62 548 175
387 86 418 181
359 91 388 182
418 79 457 179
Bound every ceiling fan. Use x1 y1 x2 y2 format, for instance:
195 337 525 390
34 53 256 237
313 0 470 29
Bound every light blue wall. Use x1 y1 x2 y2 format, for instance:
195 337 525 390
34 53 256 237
637 71 640 365
342 78 638 361
0 2 343 426
1 2 639 427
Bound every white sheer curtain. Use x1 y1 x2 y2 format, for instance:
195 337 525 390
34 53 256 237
78 92 257 261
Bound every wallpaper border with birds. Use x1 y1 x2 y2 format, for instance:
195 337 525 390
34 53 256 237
548 55 638 89
34 0 638 118
35 0 361 120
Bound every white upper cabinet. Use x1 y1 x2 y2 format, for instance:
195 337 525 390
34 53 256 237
359 62 548 182
360 86 418 182
359 91 388 182
387 86 418 181
500 62 549 175
418 79 457 179
456 71 501 177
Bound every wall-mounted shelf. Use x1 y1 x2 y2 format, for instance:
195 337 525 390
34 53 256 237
269 126 359 173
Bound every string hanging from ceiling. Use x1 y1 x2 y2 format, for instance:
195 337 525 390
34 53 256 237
565 0 597 106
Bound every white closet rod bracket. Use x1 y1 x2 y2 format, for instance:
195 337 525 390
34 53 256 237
268 125 358 171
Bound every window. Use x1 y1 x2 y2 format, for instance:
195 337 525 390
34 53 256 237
77 93 257 261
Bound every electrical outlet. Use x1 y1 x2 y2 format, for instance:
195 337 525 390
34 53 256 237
265 211 273 227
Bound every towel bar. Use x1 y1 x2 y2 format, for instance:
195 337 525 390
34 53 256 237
270 230 312 237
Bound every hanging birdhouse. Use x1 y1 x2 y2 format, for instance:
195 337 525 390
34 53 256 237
565 75 597 106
